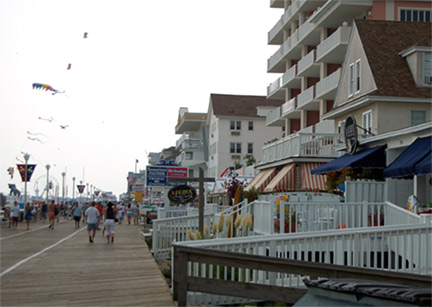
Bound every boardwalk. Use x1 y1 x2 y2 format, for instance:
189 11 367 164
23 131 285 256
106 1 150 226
0 218 174 306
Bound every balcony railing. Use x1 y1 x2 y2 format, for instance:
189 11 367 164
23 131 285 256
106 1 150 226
316 25 351 63
281 97 300 119
315 68 341 100
297 86 319 110
267 77 283 98
297 49 319 77
281 64 300 88
259 132 343 164
176 132 201 148
266 106 284 126
268 16 284 44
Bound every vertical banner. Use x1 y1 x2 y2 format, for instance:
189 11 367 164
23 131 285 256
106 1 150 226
16 164 37 182
135 191 143 202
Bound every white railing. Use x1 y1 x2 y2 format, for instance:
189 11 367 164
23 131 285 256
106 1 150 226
267 77 282 97
297 49 316 76
266 106 281 126
281 64 297 87
345 180 386 203
297 86 316 109
153 200 258 260
259 132 343 164
315 68 341 100
316 25 351 62
176 223 432 305
268 16 284 43
176 132 201 148
157 203 221 219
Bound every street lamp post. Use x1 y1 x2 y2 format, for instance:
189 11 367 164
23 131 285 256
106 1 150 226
62 172 66 206
23 153 30 205
46 164 50 204
72 177 76 201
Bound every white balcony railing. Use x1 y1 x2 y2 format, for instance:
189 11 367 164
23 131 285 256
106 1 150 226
316 25 351 63
281 64 297 87
268 16 284 44
281 97 297 116
176 132 200 148
259 132 343 164
315 68 341 100
266 106 282 126
297 86 318 110
267 77 282 97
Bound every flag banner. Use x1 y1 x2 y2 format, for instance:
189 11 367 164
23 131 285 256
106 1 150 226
94 190 100 197
77 184 86 194
16 164 37 182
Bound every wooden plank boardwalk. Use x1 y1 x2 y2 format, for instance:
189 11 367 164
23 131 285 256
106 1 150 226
1 218 174 306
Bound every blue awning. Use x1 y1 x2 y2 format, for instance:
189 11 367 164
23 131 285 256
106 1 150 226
384 136 432 178
311 145 386 175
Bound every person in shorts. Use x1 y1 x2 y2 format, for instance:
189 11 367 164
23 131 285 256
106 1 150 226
10 201 20 229
85 202 100 243
72 202 82 228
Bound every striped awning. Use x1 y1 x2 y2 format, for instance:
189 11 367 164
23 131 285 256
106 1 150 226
264 164 296 193
301 162 327 191
245 167 277 192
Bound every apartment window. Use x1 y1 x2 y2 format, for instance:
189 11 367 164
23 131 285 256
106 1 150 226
189 169 194 178
349 64 354 96
230 142 241 154
423 52 432 86
362 110 372 135
400 9 431 22
247 143 253 154
248 121 254 131
355 60 361 93
185 152 193 160
411 110 426 126
230 120 241 130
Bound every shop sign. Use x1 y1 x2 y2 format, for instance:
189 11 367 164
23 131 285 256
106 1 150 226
344 115 358 155
168 185 197 204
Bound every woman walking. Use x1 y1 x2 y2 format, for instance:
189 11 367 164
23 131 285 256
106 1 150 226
48 200 56 229
24 202 33 230
103 202 118 243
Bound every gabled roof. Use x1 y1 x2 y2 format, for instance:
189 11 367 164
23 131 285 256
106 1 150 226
210 93 283 117
355 19 431 99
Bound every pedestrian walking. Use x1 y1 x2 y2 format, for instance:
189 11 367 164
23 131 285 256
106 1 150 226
48 200 56 229
72 202 82 228
103 202 118 243
41 202 48 223
10 201 20 229
95 202 103 230
133 204 140 225
24 202 33 230
85 202 100 243
126 203 133 225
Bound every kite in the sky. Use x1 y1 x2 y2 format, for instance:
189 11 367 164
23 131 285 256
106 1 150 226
32 83 65 95
84 32 88 38
60 125 69 129
38 116 54 122
67 63 72 70
28 137 46 143
27 131 48 137
7 167 14 179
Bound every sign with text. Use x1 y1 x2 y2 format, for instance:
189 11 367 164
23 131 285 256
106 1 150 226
168 185 196 204
146 166 188 187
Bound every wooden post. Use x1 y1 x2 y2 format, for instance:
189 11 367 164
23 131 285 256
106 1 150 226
167 167 214 234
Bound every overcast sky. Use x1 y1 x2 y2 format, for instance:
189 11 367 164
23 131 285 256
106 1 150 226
0 0 281 198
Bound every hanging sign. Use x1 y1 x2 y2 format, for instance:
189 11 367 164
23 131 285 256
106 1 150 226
344 115 358 155
16 164 36 182
77 185 86 194
168 185 197 204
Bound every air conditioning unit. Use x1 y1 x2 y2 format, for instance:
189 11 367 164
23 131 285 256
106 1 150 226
231 131 241 136
231 155 241 160
425 75 432 84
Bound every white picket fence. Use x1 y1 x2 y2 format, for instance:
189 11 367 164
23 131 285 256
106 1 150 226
174 222 432 305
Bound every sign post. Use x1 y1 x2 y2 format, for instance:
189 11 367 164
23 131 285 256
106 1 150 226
167 167 214 234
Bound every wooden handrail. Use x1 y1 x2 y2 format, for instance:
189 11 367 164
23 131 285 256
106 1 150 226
173 245 432 306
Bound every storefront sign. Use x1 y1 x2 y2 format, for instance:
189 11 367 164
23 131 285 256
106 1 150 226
344 115 358 155
168 185 197 204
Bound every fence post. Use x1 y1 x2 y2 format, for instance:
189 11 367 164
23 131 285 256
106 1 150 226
173 246 188 306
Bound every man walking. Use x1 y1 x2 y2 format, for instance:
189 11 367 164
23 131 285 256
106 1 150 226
85 202 100 243
10 201 20 229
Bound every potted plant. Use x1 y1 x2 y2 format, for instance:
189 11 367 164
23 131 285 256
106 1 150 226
368 209 385 226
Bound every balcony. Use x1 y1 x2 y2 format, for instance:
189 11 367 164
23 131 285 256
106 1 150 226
267 30 302 73
259 132 344 164
267 77 285 100
297 49 320 78
316 25 351 63
268 16 284 45
266 106 285 127
176 132 201 148
297 86 319 111
270 0 284 9
281 64 301 89
175 113 207 134
315 68 341 100
281 97 301 119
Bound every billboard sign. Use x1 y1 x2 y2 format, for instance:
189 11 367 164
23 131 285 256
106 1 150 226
146 166 188 187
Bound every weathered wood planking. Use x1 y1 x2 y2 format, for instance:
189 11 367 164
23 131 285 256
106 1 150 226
1 219 174 306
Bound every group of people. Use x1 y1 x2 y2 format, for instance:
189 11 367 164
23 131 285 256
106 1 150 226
3 201 142 244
